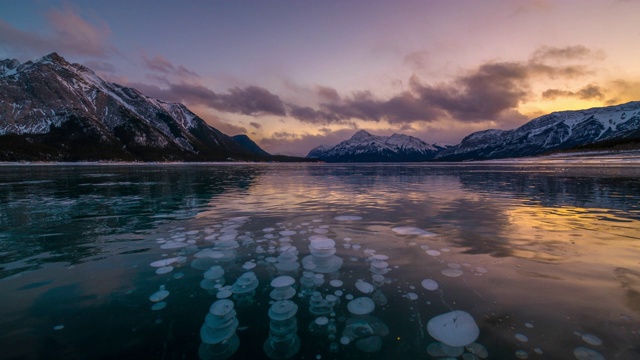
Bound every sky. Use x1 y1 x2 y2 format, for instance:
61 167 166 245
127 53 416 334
1 0 640 156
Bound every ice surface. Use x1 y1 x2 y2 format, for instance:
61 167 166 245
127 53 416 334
392 226 436 236
335 215 363 221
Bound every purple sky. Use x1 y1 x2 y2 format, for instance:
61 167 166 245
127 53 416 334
2 0 640 155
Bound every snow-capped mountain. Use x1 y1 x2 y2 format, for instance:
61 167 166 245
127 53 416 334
306 102 640 162
0 53 267 161
306 130 440 162
436 101 640 161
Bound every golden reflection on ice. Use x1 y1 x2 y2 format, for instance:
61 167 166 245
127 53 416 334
504 205 640 266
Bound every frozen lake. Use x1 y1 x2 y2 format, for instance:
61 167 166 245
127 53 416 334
1 163 639 359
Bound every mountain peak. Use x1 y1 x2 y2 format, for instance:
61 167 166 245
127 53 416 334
38 52 67 65
350 129 372 140
307 130 439 162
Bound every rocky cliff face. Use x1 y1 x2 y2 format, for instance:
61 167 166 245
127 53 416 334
0 53 263 162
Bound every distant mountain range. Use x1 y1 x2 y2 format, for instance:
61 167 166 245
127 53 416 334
308 101 640 162
0 53 295 162
2 53 639 163
307 130 449 162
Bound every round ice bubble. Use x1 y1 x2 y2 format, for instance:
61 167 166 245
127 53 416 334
216 289 233 299
204 266 224 280
405 292 418 300
210 299 235 316
151 302 167 311
155 266 173 275
149 288 169 302
427 310 479 347
421 279 439 291
242 262 256 270
582 334 602 346
347 297 375 316
441 269 463 277
355 281 375 294
268 300 299 321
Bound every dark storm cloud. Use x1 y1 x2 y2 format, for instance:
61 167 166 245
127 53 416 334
320 90 445 124
293 61 532 125
315 85 341 102
272 131 298 140
289 105 341 124
141 54 199 78
576 84 606 100
169 83 219 105
289 45 602 125
132 45 603 127
212 86 287 116
542 84 605 100
531 45 602 62
128 82 287 117
411 62 530 121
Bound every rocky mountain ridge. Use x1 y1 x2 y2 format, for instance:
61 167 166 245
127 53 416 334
0 53 273 162
308 101 640 162
437 101 640 160
306 130 443 162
